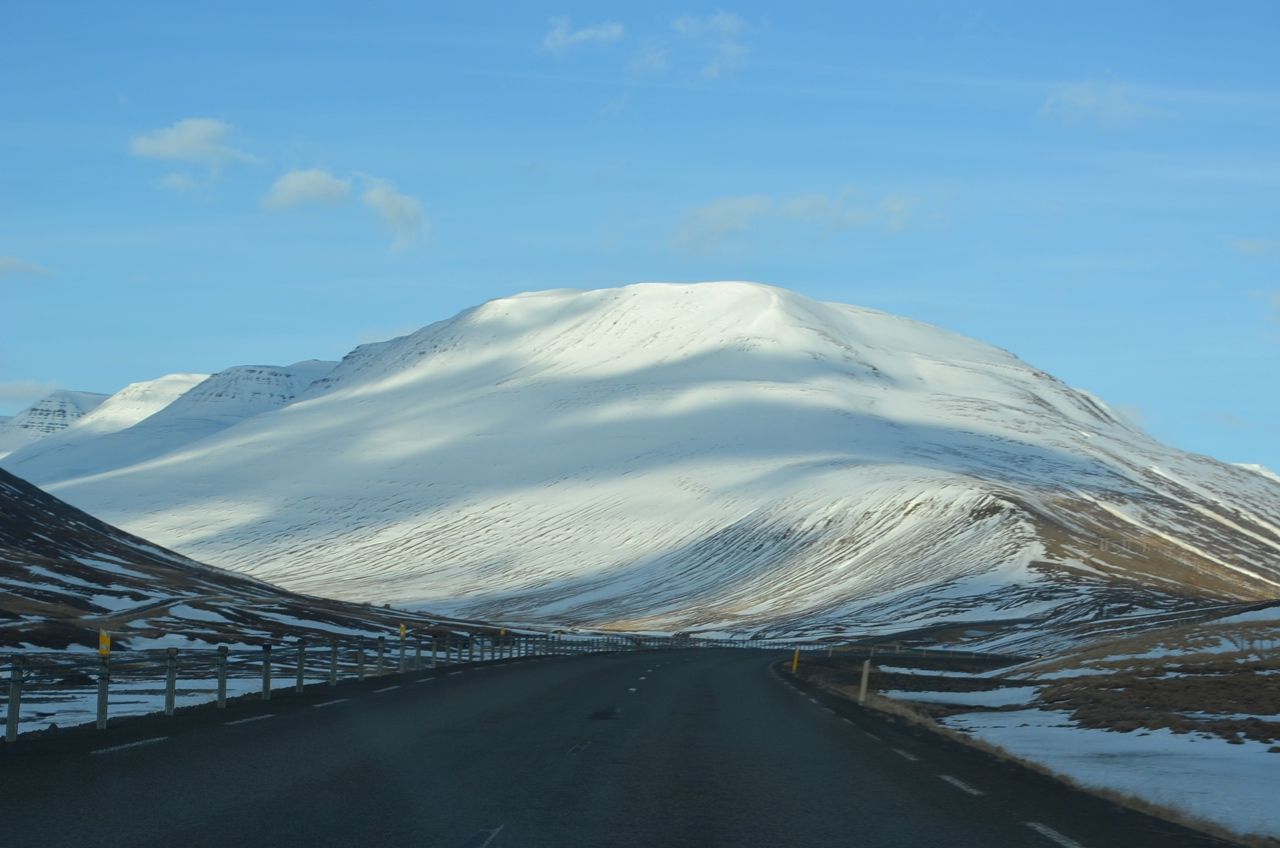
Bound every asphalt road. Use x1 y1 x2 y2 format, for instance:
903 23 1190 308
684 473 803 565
0 649 1233 848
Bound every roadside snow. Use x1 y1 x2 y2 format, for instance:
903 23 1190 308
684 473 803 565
877 665 983 678
943 708 1280 839
884 686 1037 707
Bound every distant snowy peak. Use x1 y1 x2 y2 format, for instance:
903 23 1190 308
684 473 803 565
148 360 335 428
64 373 209 436
307 282 1124 441
2 360 337 483
6 390 106 435
0 390 108 459
310 282 1007 391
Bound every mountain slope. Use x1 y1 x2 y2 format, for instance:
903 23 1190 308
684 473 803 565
1 373 207 475
0 466 492 650
4 360 335 484
0 390 108 459
9 283 1280 642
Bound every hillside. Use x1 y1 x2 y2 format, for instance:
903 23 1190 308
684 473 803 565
0 390 108 459
4 361 335 483
0 466 483 651
6 283 1279 644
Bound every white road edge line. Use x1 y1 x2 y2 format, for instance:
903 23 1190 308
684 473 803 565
90 736 168 755
938 774 984 796
224 714 273 726
473 824 505 848
373 685 400 693
892 748 920 762
313 698 350 708
1025 822 1087 848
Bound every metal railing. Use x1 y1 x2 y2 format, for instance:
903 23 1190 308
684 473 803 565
1 634 868 741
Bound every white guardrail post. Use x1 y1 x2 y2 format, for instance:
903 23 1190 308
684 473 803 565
164 648 178 716
216 645 229 708
5 655 23 743
295 640 306 694
261 644 272 701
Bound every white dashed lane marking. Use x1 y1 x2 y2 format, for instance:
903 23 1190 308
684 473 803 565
224 714 273 726
90 737 167 755
937 775 984 796
373 685 399 694
1024 822 1087 848
312 698 350 708
892 748 920 762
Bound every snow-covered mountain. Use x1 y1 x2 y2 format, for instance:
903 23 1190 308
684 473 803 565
0 390 108 459
0 465 488 651
0 374 207 474
7 283 1279 642
3 361 335 483
59 373 208 436
1237 463 1280 485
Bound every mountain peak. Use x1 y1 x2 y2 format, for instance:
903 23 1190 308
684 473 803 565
0 389 109 459
7 282 1278 644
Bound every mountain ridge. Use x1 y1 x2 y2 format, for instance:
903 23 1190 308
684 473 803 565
4 282 1277 646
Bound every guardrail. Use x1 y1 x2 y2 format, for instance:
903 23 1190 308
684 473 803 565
1 634 931 741
2 631 647 741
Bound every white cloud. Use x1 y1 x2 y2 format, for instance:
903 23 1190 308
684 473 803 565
361 177 429 250
776 191 868 231
671 12 749 78
1040 82 1163 126
129 118 256 168
161 172 198 192
0 380 57 408
1230 238 1277 258
631 43 669 75
674 195 772 252
0 256 50 279
783 191 912 232
880 195 913 232
675 189 913 252
264 169 352 210
543 17 624 55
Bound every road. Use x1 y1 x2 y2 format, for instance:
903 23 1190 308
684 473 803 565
1 649 1231 847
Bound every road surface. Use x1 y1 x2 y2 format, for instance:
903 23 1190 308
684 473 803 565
1 649 1231 847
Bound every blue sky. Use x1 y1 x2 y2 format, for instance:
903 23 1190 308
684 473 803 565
3 2 1278 468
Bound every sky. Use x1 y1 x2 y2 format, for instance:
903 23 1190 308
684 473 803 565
2 1 1278 469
